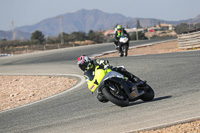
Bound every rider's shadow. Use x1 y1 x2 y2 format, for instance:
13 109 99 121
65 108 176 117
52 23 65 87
128 95 172 107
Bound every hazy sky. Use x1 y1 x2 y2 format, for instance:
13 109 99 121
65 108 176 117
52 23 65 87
1 0 200 31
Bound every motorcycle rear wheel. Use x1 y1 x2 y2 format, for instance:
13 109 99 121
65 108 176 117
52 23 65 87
102 86 129 107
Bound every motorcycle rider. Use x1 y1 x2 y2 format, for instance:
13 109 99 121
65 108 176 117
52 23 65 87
114 25 130 56
77 55 143 102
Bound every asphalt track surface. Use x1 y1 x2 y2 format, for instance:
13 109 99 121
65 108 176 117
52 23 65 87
1 38 200 133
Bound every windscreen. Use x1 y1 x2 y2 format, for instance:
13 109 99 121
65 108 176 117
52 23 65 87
85 67 95 80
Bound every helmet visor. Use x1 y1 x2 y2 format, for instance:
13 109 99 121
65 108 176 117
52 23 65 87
117 25 122 30
79 62 88 71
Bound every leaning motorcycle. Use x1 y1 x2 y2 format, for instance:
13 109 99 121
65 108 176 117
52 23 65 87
118 36 129 57
86 66 155 107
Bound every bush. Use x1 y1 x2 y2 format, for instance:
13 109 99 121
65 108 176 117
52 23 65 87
130 31 148 40
31 30 45 44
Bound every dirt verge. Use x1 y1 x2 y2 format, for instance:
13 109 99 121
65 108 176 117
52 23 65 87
98 40 199 58
0 76 77 112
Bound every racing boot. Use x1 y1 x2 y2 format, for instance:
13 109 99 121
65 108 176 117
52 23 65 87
119 53 123 57
124 51 127 56
97 93 109 103
115 44 119 50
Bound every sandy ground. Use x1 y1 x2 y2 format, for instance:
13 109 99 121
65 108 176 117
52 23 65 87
1 40 200 132
138 120 200 133
98 40 189 58
0 76 77 112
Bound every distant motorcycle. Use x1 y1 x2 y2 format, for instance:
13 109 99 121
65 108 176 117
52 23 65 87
118 36 129 57
86 66 155 107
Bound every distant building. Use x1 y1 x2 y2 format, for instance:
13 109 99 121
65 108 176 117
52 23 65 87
156 23 174 30
125 28 144 34
147 27 159 32
104 30 115 37
146 23 174 33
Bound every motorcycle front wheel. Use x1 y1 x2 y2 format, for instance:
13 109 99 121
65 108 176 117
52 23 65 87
140 84 154 101
122 44 128 56
102 86 129 107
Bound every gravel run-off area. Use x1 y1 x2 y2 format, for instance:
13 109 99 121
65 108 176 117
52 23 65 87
1 40 200 133
0 76 77 112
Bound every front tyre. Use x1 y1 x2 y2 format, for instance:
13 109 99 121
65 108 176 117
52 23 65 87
123 44 128 56
102 86 129 107
140 85 154 101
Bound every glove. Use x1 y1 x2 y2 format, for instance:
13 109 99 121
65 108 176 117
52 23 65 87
112 66 126 72
84 74 88 82
99 60 104 65
104 65 109 69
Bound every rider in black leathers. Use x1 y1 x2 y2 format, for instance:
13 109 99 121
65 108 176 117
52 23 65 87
114 25 130 56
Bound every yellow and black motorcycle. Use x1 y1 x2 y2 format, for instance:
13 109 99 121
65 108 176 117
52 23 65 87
86 65 155 107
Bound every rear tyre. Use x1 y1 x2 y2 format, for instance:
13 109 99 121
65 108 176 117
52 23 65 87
102 86 129 107
140 85 154 101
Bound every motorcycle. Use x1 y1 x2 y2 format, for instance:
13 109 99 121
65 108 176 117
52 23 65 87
118 36 129 57
86 66 155 107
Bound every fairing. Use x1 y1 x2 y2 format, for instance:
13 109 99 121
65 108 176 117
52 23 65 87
87 66 112 92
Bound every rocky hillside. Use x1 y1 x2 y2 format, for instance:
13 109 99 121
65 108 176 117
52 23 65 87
16 9 200 36
1 9 200 39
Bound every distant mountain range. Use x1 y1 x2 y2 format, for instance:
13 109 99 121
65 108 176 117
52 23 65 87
1 9 200 40
0 30 31 40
